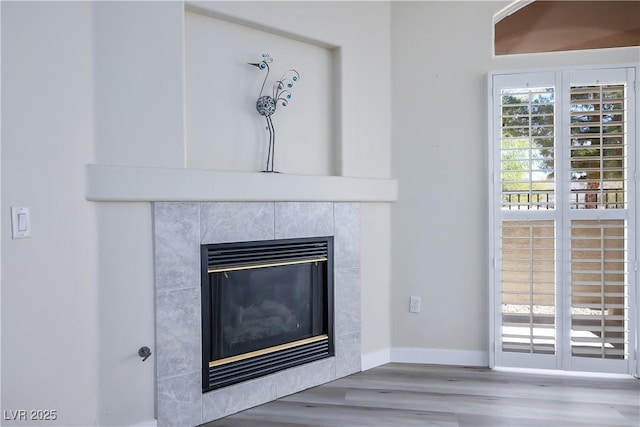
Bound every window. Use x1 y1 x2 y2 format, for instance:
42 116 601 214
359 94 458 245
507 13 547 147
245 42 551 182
494 1 640 55
489 67 637 374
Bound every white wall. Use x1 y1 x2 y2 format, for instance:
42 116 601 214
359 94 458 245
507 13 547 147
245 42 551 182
93 1 186 169
1 2 99 426
2 1 393 426
92 3 184 424
390 0 640 361
361 203 392 358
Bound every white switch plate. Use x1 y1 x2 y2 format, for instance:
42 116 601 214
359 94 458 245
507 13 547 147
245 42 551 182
11 207 31 239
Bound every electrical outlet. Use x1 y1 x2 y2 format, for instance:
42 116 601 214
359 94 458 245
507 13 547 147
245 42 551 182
409 296 421 313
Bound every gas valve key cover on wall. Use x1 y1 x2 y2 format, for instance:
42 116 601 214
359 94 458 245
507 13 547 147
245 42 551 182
138 346 152 362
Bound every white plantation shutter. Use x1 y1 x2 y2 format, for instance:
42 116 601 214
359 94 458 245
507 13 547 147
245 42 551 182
490 67 637 374
494 73 559 366
501 220 556 354
571 220 627 359
568 79 631 363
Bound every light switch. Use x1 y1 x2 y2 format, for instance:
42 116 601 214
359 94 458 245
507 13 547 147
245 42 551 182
18 212 28 232
11 207 31 239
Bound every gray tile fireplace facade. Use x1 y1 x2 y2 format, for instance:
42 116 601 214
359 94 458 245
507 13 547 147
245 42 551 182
153 201 361 426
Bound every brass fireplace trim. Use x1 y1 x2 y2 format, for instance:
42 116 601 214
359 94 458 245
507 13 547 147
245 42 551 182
209 334 329 368
208 257 327 273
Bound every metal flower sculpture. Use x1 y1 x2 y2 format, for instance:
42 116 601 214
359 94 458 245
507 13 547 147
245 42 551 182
249 53 300 173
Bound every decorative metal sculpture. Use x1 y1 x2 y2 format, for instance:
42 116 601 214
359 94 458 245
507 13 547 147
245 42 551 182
249 53 300 173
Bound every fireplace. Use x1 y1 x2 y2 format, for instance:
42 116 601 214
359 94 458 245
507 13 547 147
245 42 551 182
201 236 335 392
153 201 361 425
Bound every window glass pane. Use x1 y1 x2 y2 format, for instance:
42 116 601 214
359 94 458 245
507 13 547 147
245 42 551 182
570 84 626 209
501 88 555 210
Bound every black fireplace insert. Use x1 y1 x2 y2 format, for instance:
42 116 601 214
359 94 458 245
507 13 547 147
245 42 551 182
201 236 334 392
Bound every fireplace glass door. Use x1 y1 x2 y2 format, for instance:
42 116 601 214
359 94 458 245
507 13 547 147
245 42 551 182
201 237 334 391
213 261 325 359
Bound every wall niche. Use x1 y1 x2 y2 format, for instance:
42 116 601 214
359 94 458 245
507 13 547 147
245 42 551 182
185 9 339 175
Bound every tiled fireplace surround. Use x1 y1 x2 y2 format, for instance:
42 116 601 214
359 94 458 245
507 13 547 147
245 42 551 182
153 201 362 426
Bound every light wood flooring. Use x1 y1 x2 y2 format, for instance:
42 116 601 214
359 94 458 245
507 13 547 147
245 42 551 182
203 363 639 427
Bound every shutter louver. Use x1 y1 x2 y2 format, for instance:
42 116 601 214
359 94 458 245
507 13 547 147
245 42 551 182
571 220 628 359
501 220 556 354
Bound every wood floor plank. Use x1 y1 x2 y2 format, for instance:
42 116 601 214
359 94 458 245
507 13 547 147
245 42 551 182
202 363 640 427
286 386 630 426
227 400 458 427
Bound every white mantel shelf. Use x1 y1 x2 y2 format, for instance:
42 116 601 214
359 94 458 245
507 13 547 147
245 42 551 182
85 164 398 202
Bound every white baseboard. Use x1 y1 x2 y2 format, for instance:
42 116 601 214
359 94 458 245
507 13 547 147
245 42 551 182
390 348 489 367
361 348 391 371
361 348 489 371
130 419 157 427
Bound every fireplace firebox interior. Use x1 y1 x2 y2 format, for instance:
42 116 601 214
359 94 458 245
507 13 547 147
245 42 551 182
201 236 334 392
